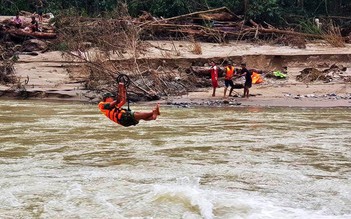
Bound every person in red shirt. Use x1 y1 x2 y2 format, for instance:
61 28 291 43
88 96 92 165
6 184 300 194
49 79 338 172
209 61 218 97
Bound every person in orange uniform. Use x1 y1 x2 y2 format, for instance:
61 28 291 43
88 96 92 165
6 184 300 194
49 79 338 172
209 61 218 97
98 83 160 127
223 61 235 98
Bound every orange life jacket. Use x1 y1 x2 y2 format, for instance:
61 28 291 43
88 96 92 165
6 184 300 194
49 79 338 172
98 101 125 124
225 66 234 80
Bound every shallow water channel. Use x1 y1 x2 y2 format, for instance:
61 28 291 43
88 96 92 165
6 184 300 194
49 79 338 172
0 100 350 219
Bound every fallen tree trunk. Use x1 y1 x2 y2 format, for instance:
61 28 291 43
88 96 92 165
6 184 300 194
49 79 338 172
7 29 57 39
140 7 240 27
146 23 324 40
191 66 211 76
190 66 226 77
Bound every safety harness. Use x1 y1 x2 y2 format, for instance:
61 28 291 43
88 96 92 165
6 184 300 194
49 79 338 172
115 74 138 127
116 74 131 111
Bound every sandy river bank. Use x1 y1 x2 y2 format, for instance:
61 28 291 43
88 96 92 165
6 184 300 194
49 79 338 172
1 41 351 107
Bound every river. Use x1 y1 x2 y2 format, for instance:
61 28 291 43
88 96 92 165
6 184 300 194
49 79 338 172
0 100 350 219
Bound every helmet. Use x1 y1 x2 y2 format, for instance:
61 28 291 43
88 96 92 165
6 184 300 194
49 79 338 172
102 92 115 99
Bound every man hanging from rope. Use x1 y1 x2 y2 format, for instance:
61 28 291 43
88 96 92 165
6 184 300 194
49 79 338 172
98 74 160 127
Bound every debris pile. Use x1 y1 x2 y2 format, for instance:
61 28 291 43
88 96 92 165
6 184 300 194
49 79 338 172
296 64 349 83
137 7 328 44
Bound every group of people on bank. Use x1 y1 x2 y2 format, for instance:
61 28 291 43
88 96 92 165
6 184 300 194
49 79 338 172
11 13 40 32
209 61 253 98
9 0 44 32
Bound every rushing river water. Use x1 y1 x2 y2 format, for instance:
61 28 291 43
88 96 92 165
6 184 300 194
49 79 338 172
0 100 350 219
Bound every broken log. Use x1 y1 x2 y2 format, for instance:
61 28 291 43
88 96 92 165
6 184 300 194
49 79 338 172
140 7 240 27
198 12 237 21
146 22 323 40
190 66 225 77
6 29 57 39
148 23 247 38
249 19 259 27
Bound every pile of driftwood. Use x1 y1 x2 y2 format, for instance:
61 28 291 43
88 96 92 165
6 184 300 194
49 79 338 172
1 7 348 53
136 7 332 45
1 7 350 47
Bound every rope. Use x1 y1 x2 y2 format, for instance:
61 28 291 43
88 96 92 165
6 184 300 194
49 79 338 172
116 73 131 111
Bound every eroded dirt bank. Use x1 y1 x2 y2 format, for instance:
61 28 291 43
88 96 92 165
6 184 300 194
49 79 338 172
1 41 351 107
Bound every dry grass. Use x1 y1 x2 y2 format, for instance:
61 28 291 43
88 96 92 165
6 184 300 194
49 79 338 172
53 4 150 93
189 35 202 55
273 35 306 49
324 23 345 47
191 41 202 54
0 63 16 84
0 45 17 84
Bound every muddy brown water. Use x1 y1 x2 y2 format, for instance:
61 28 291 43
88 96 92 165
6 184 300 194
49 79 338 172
0 100 350 218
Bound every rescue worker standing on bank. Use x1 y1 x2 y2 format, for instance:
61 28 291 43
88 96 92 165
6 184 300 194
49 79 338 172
209 61 218 97
240 63 252 98
223 61 235 98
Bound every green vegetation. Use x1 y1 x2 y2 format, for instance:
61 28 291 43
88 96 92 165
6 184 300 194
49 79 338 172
1 0 350 23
